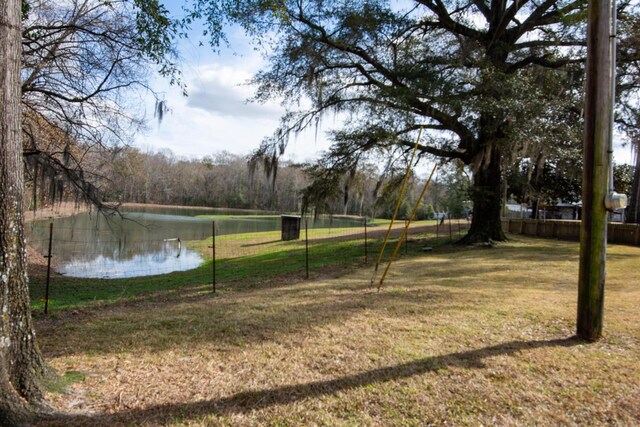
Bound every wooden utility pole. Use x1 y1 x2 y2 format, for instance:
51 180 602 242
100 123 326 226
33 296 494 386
578 0 613 341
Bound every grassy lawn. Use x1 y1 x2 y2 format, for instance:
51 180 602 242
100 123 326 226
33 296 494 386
33 234 640 425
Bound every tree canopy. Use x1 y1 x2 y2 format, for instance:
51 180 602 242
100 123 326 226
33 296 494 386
185 0 601 242
21 0 180 211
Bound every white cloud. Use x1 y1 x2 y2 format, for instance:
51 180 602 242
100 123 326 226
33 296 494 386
186 65 282 119
135 59 332 160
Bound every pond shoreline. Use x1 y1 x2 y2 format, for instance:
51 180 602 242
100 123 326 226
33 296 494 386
25 201 89 223
26 202 88 277
24 202 220 277
24 202 373 279
121 202 278 215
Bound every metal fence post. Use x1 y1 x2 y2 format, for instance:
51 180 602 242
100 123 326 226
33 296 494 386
404 219 409 254
44 222 53 315
364 217 368 264
305 219 309 279
212 221 216 293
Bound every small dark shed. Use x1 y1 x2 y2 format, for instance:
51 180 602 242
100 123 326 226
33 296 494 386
281 215 301 241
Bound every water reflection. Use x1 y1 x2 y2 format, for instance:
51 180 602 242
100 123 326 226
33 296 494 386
27 208 365 279
58 241 204 279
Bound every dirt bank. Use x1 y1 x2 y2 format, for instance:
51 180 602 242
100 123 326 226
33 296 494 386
25 201 89 223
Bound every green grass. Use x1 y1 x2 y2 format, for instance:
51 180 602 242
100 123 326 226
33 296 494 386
43 371 86 395
29 264 212 313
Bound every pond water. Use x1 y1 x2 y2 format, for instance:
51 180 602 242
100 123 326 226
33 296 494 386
26 206 364 279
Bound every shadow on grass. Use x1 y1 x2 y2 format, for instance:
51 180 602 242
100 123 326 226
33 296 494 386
240 239 282 247
41 336 582 426
36 280 459 358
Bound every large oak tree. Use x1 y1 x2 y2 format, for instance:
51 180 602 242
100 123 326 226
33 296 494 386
189 0 598 242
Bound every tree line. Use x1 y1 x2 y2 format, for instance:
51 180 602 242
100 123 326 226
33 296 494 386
16 0 640 229
28 144 475 220
93 145 639 220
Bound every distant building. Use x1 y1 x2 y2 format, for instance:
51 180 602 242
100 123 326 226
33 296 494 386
504 204 532 219
504 200 626 222
539 203 581 220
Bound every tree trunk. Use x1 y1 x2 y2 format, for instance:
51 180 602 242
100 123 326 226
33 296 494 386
459 144 507 244
531 198 540 219
1 0 53 423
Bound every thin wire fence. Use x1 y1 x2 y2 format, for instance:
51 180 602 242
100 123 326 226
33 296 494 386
28 216 470 313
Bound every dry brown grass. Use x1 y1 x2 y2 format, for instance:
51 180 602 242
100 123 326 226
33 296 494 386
35 235 640 426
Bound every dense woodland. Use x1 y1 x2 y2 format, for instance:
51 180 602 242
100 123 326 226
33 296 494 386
24 144 476 219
